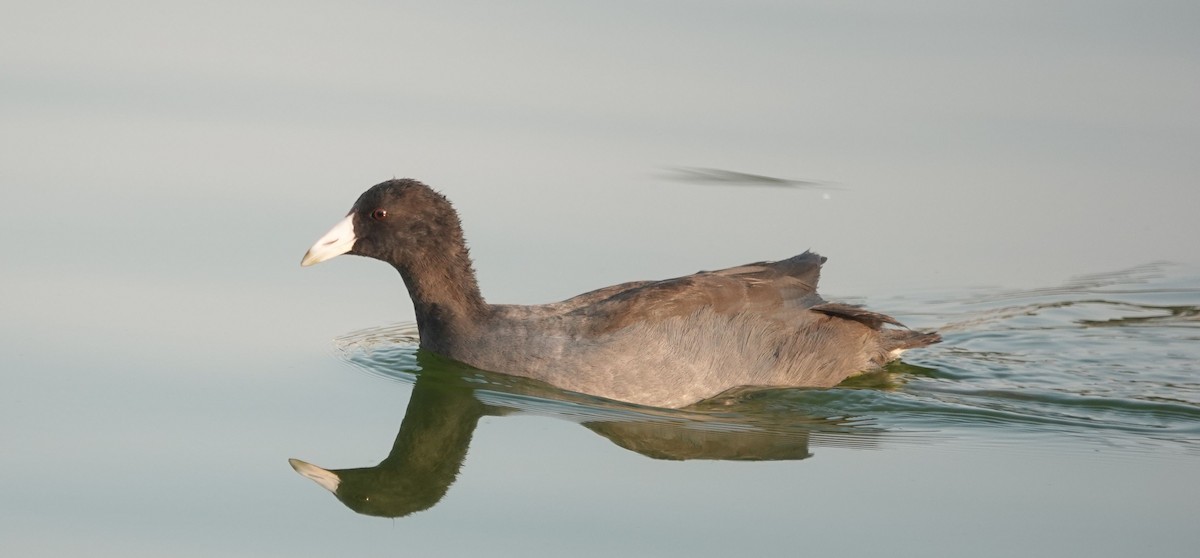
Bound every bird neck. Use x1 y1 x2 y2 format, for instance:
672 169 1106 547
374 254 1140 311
394 245 488 351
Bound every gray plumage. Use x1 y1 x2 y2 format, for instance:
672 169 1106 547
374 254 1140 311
303 179 940 408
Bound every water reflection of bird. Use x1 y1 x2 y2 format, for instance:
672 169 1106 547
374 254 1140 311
301 179 940 409
289 355 855 519
290 371 485 518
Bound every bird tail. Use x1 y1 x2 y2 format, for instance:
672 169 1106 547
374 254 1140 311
881 329 942 353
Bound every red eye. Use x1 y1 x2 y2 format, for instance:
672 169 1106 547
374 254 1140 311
371 209 388 221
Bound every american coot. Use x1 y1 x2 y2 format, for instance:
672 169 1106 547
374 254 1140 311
302 179 940 408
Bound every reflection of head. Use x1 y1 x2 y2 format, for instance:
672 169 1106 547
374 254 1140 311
289 457 459 518
290 373 485 518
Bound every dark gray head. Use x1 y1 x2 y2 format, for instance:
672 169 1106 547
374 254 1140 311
302 179 486 343
301 179 467 270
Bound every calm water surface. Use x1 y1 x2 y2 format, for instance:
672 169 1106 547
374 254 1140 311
5 253 1199 558
8 251 1196 557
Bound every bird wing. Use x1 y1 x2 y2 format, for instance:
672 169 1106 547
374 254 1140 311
566 251 832 334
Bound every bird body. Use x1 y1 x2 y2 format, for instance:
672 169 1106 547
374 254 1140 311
303 179 939 408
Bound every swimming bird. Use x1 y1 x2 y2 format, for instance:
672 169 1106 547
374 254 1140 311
302 179 939 408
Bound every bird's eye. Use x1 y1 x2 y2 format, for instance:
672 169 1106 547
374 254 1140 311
371 209 388 221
